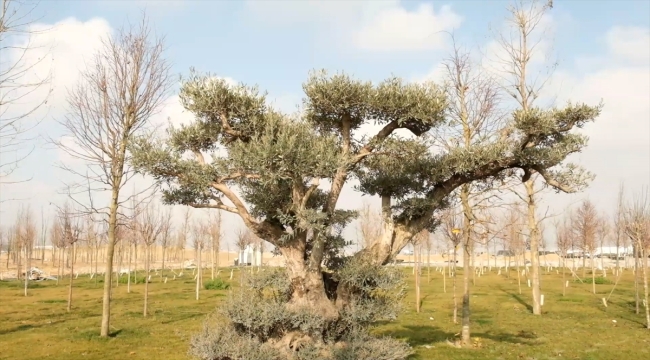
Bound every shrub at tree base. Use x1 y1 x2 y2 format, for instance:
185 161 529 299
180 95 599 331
189 265 412 360
204 278 231 290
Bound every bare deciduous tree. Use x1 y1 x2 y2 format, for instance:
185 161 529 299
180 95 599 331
126 194 141 294
436 31 505 344
614 183 627 270
555 216 571 296
84 215 101 283
624 189 650 329
504 203 526 292
15 206 36 296
58 203 81 311
356 200 383 250
0 0 51 186
177 208 191 266
208 212 221 279
492 0 592 317
158 207 172 279
440 208 462 324
53 17 172 336
192 219 208 300
50 219 65 284
412 229 428 313
596 214 610 274
137 201 163 317
235 227 253 255
573 200 598 281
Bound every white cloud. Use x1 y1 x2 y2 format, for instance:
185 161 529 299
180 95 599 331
243 1 461 53
354 4 462 52
13 17 112 117
0 17 112 218
243 0 394 27
605 26 650 63
151 95 193 129
414 62 447 84
1 17 112 177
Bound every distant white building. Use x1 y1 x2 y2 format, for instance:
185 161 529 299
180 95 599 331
593 246 633 257
238 244 263 266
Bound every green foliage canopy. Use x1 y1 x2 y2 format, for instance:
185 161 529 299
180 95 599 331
130 69 600 261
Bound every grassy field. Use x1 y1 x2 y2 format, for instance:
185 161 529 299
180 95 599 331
0 267 647 360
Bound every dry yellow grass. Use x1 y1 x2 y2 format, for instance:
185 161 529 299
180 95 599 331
0 266 647 360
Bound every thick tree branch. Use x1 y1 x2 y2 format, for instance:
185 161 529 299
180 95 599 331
532 166 576 193
218 172 261 182
188 202 238 214
301 178 320 210
355 120 400 161
219 111 243 139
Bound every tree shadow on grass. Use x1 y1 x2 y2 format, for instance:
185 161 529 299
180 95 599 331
73 328 148 340
0 320 65 335
596 299 647 328
375 325 537 347
160 311 204 324
499 286 533 313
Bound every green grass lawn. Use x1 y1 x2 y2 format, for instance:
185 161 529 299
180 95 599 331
0 267 647 360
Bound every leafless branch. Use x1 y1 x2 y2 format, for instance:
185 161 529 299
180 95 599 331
0 0 52 187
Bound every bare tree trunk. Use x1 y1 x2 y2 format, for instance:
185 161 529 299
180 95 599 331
57 247 62 285
196 243 201 300
443 257 447 293
24 246 29 296
634 245 641 315
517 254 522 295
427 248 431 283
67 245 74 312
525 180 542 315
461 235 471 346
94 245 99 286
100 199 119 337
486 240 491 272
452 247 458 324
16 244 22 281
128 242 133 293
643 247 650 329
41 208 46 266
133 244 138 284
5 241 10 270
415 245 421 313
459 182 473 346
115 243 122 289
211 243 215 280
144 245 150 317
591 251 596 294
562 255 566 296
471 241 476 286
161 246 166 280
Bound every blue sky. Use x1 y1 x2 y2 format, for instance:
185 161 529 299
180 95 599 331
34 0 650 97
1 0 649 249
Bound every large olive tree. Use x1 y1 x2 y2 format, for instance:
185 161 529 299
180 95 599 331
130 70 600 359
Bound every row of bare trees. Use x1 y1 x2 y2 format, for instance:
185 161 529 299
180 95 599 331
354 183 650 337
